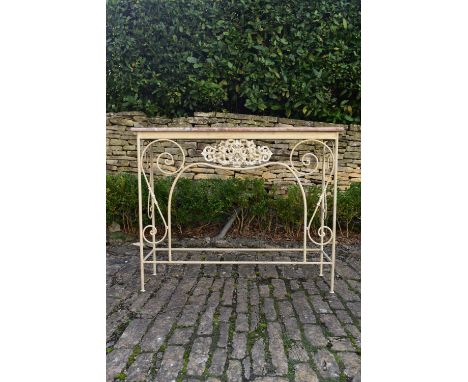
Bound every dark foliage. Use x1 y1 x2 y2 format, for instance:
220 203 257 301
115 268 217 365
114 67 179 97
107 0 360 123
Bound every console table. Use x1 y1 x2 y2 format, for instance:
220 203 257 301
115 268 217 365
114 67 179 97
131 125 343 293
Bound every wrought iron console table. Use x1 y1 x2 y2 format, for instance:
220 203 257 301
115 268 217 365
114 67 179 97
131 125 343 293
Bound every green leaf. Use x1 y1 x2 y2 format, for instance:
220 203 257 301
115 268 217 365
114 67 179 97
106 0 360 122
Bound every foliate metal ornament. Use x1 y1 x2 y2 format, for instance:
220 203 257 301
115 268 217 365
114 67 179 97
202 139 273 167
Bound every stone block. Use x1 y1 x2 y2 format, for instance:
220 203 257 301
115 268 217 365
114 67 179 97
148 117 171 124
186 337 212 376
278 117 314 126
211 122 239 127
109 117 135 127
344 152 360 159
194 173 220 179
194 111 217 117
115 111 145 116
215 169 234 175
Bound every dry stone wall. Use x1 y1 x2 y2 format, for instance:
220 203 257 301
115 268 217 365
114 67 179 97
106 112 360 190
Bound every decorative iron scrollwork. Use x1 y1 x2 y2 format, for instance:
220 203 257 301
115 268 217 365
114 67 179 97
202 139 272 167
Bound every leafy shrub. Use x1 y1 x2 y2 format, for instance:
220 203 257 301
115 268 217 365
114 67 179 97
337 182 360 236
106 173 361 238
106 172 145 231
107 0 360 123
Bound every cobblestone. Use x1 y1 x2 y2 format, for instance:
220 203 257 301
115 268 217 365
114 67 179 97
168 327 194 345
140 313 175 352
197 306 216 335
303 324 328 348
263 297 277 321
106 348 132 382
219 306 232 322
329 336 355 351
186 336 212 376
252 338 267 376
295 363 319 382
278 300 302 340
288 342 310 362
226 359 242 382
154 345 185 382
271 278 287 299
340 351 361 379
235 313 249 332
292 291 316 323
126 353 153 382
313 349 341 379
236 278 249 313
217 322 230 348
250 304 260 331
138 278 178 316
243 356 251 380
222 278 234 305
115 319 151 349
106 241 361 381
309 295 332 314
208 348 227 376
267 322 288 375
259 284 270 297
319 313 347 337
231 332 247 359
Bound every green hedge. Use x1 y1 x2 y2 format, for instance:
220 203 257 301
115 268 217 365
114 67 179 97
107 0 360 124
106 173 360 238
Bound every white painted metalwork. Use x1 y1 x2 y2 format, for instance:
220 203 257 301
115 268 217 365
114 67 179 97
132 126 342 293
202 138 273 167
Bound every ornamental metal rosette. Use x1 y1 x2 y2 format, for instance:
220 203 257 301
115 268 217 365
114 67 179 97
201 139 273 167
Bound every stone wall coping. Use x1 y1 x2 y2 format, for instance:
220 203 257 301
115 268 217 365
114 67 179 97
130 125 345 133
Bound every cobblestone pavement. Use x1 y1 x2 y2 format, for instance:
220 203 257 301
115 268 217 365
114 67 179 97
106 239 361 382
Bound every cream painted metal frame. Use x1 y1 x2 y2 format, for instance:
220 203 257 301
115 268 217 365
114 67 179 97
131 125 343 293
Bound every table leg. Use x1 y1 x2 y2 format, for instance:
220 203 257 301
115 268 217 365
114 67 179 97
330 138 339 293
137 135 145 292
320 143 326 276
149 147 157 276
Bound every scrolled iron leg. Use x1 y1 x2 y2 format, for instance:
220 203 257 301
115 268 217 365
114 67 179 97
320 144 326 277
137 136 146 292
149 148 157 277
330 138 339 293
